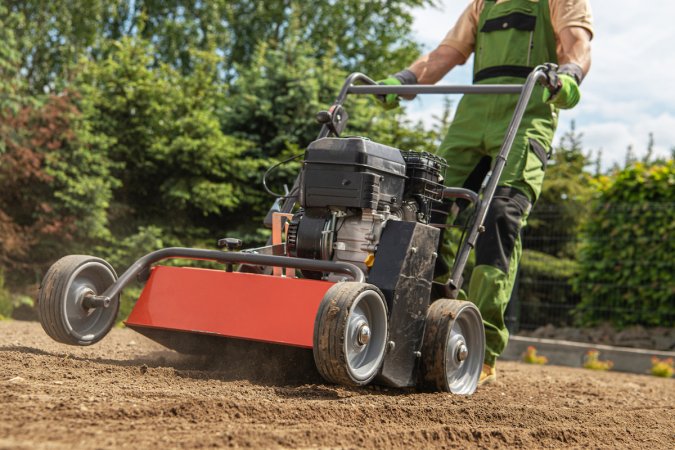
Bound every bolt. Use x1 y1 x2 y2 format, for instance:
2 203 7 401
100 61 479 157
456 344 469 362
414 351 422 358
387 341 396 352
357 324 371 346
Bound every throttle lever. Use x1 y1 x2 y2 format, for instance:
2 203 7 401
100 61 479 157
316 110 338 136
316 105 348 137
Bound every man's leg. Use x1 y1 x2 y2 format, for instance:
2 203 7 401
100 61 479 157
469 187 530 367
472 134 548 371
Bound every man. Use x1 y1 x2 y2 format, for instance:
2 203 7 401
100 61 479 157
380 0 592 384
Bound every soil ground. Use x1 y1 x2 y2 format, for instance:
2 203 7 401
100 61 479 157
1 321 673 449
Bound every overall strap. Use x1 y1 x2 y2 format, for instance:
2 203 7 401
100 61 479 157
473 0 558 83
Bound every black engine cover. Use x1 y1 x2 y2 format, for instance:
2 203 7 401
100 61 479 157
300 137 406 209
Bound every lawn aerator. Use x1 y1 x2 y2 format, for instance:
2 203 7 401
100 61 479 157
37 66 553 395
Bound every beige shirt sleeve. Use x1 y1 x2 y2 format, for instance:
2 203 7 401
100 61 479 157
438 0 483 63
437 0 593 61
550 0 594 39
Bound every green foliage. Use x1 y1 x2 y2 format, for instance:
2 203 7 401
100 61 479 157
0 0 440 292
520 249 577 280
217 0 432 79
0 5 26 152
3 0 105 92
0 270 13 319
220 32 336 157
76 38 262 244
650 357 674 378
218 21 444 243
5 0 431 94
96 226 167 271
117 286 142 326
516 249 579 327
582 350 613 371
573 160 675 327
0 92 114 281
514 123 591 327
526 121 594 258
44 93 117 247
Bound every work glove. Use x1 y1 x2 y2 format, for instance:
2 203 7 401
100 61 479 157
375 69 418 110
376 77 403 110
543 63 583 110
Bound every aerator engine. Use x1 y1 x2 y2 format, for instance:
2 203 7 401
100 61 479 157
287 137 447 278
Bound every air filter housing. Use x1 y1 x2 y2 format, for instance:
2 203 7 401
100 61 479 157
300 138 406 210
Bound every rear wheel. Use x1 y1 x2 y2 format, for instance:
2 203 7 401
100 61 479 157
37 255 119 346
419 299 485 394
313 282 388 386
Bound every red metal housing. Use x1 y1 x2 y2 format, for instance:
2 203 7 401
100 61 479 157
126 266 334 348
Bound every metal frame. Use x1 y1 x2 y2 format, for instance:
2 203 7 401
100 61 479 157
88 247 365 306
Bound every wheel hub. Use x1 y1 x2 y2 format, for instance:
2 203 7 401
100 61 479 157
77 287 96 311
357 323 371 346
456 342 468 362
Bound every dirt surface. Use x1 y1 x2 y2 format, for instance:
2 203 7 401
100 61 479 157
1 321 673 449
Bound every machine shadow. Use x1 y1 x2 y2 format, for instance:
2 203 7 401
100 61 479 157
0 344 206 370
0 342 318 386
1 342 413 397
141 329 327 386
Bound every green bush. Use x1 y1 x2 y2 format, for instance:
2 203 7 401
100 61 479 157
116 286 141 326
573 160 675 327
516 249 580 327
520 249 578 280
0 270 13 319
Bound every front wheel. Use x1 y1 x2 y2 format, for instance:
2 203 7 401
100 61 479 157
313 282 388 386
37 255 120 346
419 299 485 394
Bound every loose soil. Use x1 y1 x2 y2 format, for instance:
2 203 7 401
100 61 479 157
1 321 673 449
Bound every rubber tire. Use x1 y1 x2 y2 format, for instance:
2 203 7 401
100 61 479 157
37 255 119 346
313 282 388 386
419 299 485 394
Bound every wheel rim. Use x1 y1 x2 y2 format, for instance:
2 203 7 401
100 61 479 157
444 304 484 394
62 261 118 342
344 290 387 382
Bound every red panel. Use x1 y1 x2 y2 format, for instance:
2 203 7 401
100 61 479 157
125 266 334 348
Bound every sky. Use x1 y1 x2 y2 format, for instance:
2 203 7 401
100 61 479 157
408 0 675 168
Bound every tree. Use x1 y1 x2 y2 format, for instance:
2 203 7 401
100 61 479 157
0 92 115 282
1 5 115 283
2 0 106 92
75 37 264 247
0 4 25 148
1 0 444 286
4 0 434 94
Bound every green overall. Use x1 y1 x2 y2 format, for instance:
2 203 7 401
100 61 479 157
437 0 559 366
